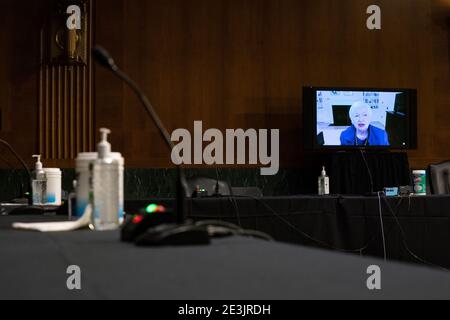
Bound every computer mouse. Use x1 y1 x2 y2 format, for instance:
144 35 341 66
134 224 211 247
121 210 176 242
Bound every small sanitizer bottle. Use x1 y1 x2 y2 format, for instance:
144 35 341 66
318 166 330 196
92 128 121 231
32 155 47 205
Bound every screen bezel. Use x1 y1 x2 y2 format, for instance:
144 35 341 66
303 86 418 150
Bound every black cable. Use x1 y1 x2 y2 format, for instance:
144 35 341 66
225 192 446 270
233 195 372 254
0 139 32 203
377 192 388 262
213 167 220 196
215 167 242 227
445 170 450 194
381 195 450 272
195 220 241 230
233 229 273 241
194 220 273 241
0 139 32 179
357 195 404 253
228 196 242 227
359 148 388 259
0 154 24 201
0 153 15 169
359 148 375 195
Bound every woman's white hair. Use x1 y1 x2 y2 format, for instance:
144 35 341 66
349 101 372 121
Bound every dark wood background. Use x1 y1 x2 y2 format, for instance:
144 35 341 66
1 0 450 170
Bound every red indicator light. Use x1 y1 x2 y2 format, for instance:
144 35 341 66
132 215 144 224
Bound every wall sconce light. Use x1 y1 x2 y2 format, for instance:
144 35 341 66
42 0 88 66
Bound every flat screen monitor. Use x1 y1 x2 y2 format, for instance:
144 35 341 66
303 87 417 149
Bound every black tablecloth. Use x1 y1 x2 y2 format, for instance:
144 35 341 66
126 195 450 268
1 216 450 300
319 151 411 194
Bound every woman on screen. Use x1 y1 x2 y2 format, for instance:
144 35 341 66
340 102 390 146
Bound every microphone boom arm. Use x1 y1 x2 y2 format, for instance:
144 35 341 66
93 46 188 224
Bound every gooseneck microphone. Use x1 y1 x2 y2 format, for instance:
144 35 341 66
92 45 188 224
92 46 119 72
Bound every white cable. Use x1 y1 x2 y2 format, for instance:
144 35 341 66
408 193 412 213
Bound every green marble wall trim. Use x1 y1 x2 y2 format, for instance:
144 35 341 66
0 168 314 202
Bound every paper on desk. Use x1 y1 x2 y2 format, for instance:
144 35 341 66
12 205 92 232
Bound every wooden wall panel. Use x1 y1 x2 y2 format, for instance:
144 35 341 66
39 64 93 162
39 0 94 167
94 0 126 161
0 0 94 169
95 0 450 169
431 0 450 165
0 1 43 168
2 0 450 170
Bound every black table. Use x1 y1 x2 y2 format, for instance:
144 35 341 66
1 216 450 300
126 195 450 268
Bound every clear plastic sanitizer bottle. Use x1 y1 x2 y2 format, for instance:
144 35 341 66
32 155 47 205
318 166 330 196
92 128 121 231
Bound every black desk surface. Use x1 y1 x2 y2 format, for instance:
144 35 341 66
1 216 450 300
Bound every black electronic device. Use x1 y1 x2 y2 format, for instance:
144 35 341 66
135 224 210 247
399 185 413 196
303 86 417 150
192 186 209 198
121 204 176 242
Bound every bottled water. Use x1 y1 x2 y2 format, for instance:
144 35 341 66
32 179 47 205
90 129 123 231
318 166 330 196
32 155 47 205
92 158 121 230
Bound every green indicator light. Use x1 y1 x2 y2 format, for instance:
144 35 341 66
146 204 159 214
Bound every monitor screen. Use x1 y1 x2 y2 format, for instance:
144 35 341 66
303 87 417 149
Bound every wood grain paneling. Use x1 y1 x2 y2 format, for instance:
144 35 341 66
39 64 94 161
0 0 94 169
0 1 43 168
94 0 450 169
2 0 450 170
39 0 94 167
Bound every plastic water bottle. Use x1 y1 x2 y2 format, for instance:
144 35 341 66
318 166 330 196
91 129 122 231
32 155 47 205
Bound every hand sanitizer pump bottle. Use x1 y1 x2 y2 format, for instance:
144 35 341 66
92 128 121 231
318 166 330 196
32 155 47 205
